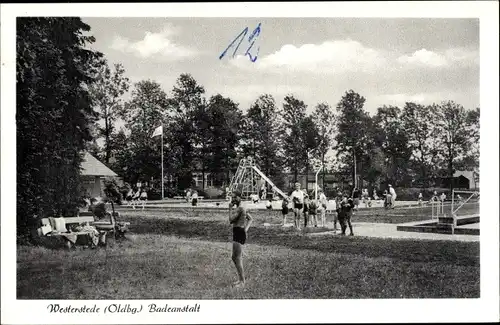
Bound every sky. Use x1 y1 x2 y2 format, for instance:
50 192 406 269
82 17 479 115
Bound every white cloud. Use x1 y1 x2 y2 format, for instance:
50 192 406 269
375 91 477 108
378 93 429 104
229 39 387 74
397 48 478 68
110 26 197 60
217 84 306 103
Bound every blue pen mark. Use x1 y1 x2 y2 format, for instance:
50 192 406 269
219 23 261 62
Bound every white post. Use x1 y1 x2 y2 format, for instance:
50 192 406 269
451 189 454 216
315 165 323 202
161 122 164 200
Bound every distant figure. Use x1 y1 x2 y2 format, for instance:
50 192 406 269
418 192 423 206
281 198 289 226
260 184 267 201
191 190 198 206
440 193 446 202
125 188 134 206
140 188 148 210
266 198 273 218
339 194 355 236
251 193 259 204
388 184 397 209
310 197 319 227
383 190 392 210
318 189 328 227
333 191 343 233
431 191 439 202
373 189 379 201
303 192 310 228
186 189 192 203
352 187 361 210
457 194 463 204
362 188 370 208
290 183 305 231
132 188 141 210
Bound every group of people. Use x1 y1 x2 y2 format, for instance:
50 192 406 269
125 187 148 210
185 189 199 206
283 183 355 236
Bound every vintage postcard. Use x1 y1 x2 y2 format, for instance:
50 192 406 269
1 2 499 324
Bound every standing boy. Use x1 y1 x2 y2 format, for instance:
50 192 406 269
290 183 305 231
229 191 253 288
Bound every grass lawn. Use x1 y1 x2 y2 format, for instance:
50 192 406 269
17 209 479 299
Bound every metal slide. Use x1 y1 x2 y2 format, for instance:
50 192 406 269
251 165 288 199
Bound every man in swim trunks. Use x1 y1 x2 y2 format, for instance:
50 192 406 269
229 191 253 288
290 182 305 231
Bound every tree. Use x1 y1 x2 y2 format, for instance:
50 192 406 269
311 102 336 186
17 18 102 239
334 90 372 188
282 95 307 182
455 107 480 173
301 115 321 191
434 101 475 191
89 60 130 164
205 94 243 186
400 102 442 186
168 74 206 189
121 80 170 185
241 94 286 188
372 105 412 186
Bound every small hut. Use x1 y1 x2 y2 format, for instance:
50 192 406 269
80 152 118 198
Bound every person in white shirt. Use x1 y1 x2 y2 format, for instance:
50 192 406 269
388 184 397 209
318 188 328 227
132 188 140 210
290 182 305 230
140 188 148 210
191 190 199 206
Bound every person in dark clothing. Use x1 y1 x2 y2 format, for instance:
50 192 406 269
281 198 289 226
352 187 361 210
340 194 355 236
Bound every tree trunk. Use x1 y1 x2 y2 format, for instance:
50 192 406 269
322 151 326 190
104 115 110 164
448 150 454 194
353 147 357 187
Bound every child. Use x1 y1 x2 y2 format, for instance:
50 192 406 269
340 194 355 236
418 192 423 206
309 197 318 227
192 190 198 206
140 188 148 210
303 192 310 228
281 198 289 226
132 188 140 210
318 189 327 227
266 198 273 218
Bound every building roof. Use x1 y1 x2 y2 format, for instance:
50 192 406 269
453 170 477 181
80 152 118 177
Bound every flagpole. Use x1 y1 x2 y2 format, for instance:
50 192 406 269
161 122 164 200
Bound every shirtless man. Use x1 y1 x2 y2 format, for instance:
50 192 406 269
229 191 253 288
290 183 305 231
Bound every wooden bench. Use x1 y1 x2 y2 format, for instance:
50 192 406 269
173 196 205 200
40 212 130 248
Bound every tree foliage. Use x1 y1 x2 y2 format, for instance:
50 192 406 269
241 94 286 187
17 18 102 239
88 59 130 163
334 90 373 186
121 80 170 184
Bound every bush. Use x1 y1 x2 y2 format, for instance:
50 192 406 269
203 187 224 199
394 187 455 201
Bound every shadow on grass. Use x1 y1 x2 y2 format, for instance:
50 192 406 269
123 215 479 267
